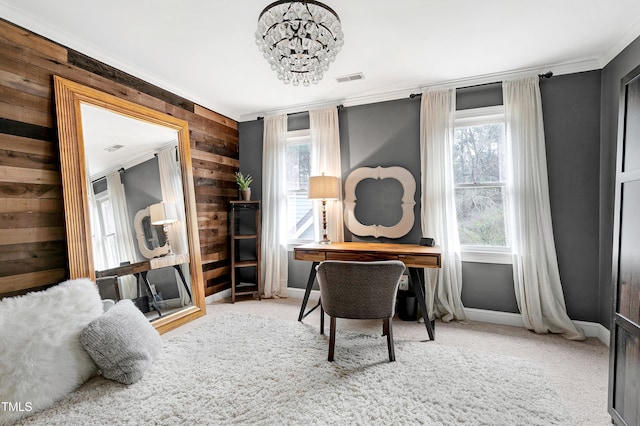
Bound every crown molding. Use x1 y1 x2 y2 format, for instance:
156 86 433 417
240 58 601 122
598 15 640 67
238 100 344 122
0 1 626 124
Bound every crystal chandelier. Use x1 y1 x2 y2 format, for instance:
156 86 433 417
255 1 344 86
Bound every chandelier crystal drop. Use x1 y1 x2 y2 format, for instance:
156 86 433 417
255 1 344 86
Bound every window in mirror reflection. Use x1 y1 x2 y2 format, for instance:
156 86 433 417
94 190 118 269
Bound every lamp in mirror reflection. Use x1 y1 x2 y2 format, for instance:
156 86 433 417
150 202 178 255
308 173 339 244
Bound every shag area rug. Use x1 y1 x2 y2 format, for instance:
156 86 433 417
18 314 571 425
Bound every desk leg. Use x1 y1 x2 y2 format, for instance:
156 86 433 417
298 261 321 322
141 271 162 316
172 265 192 303
408 267 435 341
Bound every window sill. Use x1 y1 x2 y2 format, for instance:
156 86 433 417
288 241 314 252
461 250 512 265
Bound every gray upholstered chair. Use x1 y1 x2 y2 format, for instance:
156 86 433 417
316 260 406 362
96 275 121 301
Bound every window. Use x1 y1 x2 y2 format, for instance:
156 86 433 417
453 106 511 260
285 129 314 244
93 191 119 268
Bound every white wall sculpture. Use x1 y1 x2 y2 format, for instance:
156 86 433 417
133 207 170 259
343 166 416 238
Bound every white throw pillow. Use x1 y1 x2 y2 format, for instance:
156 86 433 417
0 278 103 425
80 299 162 385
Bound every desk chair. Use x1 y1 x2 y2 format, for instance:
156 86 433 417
316 260 406 362
95 275 121 301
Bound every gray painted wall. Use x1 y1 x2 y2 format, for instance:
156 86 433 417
599 35 640 327
339 98 423 245
540 71 602 322
121 158 180 299
238 69 608 325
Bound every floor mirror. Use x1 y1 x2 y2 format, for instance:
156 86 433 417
54 76 205 333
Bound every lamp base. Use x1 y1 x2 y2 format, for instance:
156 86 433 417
318 235 331 244
162 226 174 255
318 199 332 244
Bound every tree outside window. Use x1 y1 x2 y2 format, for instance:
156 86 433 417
453 108 509 249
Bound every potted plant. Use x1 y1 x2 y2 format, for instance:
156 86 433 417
235 171 253 201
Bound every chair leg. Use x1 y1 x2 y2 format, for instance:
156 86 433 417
328 316 336 362
385 318 395 362
320 303 325 335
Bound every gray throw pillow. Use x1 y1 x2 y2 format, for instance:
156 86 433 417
80 299 162 384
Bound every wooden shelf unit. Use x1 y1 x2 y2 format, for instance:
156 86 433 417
229 200 261 303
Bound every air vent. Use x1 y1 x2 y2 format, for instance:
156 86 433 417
336 72 365 83
104 144 124 152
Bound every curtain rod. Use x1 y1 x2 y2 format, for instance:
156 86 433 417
256 104 343 121
409 71 554 99
91 167 125 184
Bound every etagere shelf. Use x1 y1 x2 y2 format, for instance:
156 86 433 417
229 200 261 303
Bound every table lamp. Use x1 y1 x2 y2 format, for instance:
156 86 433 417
150 201 178 254
308 173 340 244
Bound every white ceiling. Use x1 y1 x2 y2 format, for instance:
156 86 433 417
2 0 640 122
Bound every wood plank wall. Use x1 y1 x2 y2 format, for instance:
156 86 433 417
0 19 236 298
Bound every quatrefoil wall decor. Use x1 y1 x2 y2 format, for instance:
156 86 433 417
343 166 416 238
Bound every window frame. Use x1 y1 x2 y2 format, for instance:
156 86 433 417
453 106 512 264
93 189 119 268
285 129 315 249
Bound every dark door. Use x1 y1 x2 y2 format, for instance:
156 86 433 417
609 64 640 426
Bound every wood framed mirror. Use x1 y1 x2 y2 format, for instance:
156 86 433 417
53 76 205 333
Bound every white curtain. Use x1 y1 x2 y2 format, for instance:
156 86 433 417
105 171 137 299
261 114 289 298
419 89 468 322
158 146 191 306
309 106 344 243
503 77 584 340
87 172 105 272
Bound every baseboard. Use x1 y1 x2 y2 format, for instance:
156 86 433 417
205 289 231 304
286 287 611 346
574 320 610 346
464 308 610 346
463 308 525 328
287 287 319 300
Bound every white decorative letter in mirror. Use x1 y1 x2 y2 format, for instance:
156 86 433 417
344 166 416 238
134 207 171 259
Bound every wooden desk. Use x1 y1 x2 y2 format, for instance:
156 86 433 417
96 253 191 316
294 242 441 340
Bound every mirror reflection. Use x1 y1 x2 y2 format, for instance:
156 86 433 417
81 103 193 321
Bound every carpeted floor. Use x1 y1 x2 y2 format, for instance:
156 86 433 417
184 296 611 426
20 312 573 426
15 296 610 425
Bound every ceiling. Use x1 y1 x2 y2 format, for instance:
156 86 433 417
2 0 640 122
81 104 177 178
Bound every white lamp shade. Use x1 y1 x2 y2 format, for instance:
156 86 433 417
150 202 178 225
308 175 340 200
